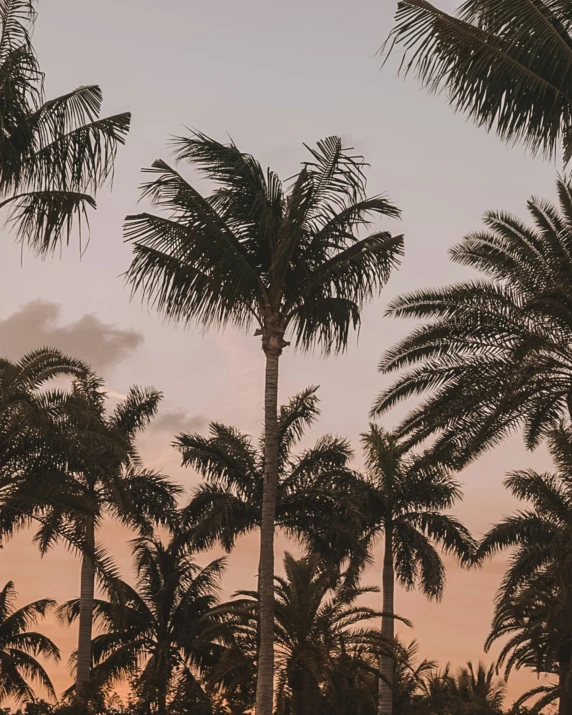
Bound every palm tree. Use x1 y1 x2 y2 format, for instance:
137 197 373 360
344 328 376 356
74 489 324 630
357 425 475 715
0 0 130 254
317 638 436 715
485 571 563 715
413 665 454 715
320 634 433 715
58 532 228 715
414 662 505 715
373 178 572 465
392 641 436 715
0 348 90 540
178 387 364 568
0 581 60 704
220 552 385 715
448 663 505 715
6 371 181 703
477 424 572 714
384 0 572 162
124 131 403 715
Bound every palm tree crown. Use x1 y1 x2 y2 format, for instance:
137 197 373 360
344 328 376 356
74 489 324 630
486 570 565 685
0 581 60 704
221 552 384 715
0 348 90 541
358 425 474 599
125 132 402 354
59 533 228 715
385 0 572 162
21 373 180 554
477 424 572 714
391 641 436 715
374 178 572 463
448 662 505 715
478 427 572 597
0 0 130 253
178 387 362 561
414 662 505 715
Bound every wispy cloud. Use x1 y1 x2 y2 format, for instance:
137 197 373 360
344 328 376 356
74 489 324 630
153 408 207 434
0 301 143 372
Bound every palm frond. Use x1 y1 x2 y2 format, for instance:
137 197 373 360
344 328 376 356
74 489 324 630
384 0 572 159
0 189 95 254
111 385 162 438
374 178 572 461
124 158 264 330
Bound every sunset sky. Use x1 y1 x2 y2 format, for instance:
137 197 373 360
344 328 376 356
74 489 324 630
0 0 561 703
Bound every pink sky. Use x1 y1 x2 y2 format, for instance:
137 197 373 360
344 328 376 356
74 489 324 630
0 0 563 706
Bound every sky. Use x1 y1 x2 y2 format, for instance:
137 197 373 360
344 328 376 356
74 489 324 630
0 0 563 705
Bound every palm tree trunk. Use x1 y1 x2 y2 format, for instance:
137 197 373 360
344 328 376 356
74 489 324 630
75 514 95 704
288 666 320 715
378 523 394 715
291 668 320 715
304 671 321 715
290 668 304 715
255 339 282 715
157 683 168 715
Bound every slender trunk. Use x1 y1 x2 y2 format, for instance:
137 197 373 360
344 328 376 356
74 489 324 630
291 668 320 715
255 342 281 715
378 523 395 715
303 671 321 715
290 668 304 715
75 514 95 704
156 683 168 715
560 656 572 715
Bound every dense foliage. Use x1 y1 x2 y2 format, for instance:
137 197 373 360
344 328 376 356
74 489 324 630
2 0 572 714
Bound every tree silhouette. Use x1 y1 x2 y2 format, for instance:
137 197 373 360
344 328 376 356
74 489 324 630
124 132 402 715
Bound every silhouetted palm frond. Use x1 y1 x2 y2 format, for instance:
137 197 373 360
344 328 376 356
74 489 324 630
374 179 572 464
384 0 572 161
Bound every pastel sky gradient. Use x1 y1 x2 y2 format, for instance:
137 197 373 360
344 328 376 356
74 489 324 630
0 0 561 704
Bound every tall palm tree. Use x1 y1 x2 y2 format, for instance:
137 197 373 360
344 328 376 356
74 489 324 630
178 387 364 567
0 581 60 704
220 552 385 715
373 178 572 465
58 532 228 715
7 372 181 703
384 0 572 162
477 424 572 715
0 0 130 253
357 425 475 715
124 132 403 715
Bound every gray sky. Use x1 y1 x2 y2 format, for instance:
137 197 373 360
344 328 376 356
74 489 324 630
0 0 560 700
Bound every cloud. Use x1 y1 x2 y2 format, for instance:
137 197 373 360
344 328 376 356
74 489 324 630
153 408 207 435
0 300 143 371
